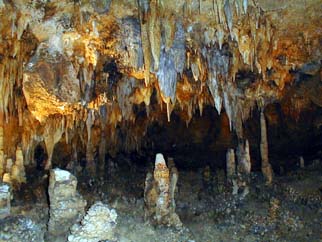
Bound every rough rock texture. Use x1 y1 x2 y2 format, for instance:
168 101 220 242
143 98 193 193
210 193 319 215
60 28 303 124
48 168 86 237
0 215 44 242
68 201 117 242
260 111 274 184
144 153 182 228
0 0 320 177
0 182 11 219
11 146 26 186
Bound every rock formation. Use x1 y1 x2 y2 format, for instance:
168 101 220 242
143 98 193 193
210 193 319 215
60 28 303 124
144 153 182 228
0 182 11 219
0 0 318 176
11 146 26 187
260 111 274 185
68 201 117 242
0 215 44 242
48 168 86 237
226 148 238 195
236 140 251 198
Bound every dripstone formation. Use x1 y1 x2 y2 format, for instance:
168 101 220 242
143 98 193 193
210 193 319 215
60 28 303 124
48 168 86 237
68 201 117 242
144 153 182 228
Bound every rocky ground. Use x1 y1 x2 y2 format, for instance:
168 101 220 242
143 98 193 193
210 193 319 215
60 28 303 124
2 158 322 242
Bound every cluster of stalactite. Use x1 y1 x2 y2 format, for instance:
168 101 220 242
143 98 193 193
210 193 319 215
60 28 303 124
0 0 321 184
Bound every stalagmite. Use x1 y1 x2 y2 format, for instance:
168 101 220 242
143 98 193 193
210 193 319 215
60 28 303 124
2 173 11 185
0 183 11 219
48 168 86 238
144 153 182 228
5 158 13 174
11 146 26 187
68 202 117 242
236 140 251 198
168 157 178 213
260 111 274 185
226 149 238 195
86 110 96 175
154 153 170 223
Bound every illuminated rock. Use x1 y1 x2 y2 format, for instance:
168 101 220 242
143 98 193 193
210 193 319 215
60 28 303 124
68 202 117 242
144 153 182 228
48 168 86 237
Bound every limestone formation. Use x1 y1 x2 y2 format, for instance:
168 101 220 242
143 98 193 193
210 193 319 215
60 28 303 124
48 168 87 237
168 157 178 212
236 139 251 198
144 153 182 228
226 149 238 195
0 182 11 219
68 202 117 242
2 173 11 185
260 111 274 185
0 215 44 242
11 146 26 186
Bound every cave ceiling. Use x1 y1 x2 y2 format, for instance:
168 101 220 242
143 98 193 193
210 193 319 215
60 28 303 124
0 0 321 165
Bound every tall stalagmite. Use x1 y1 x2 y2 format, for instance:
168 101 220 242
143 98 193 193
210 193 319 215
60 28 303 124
260 111 273 185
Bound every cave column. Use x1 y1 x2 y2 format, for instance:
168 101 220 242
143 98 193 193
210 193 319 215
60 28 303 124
260 110 274 185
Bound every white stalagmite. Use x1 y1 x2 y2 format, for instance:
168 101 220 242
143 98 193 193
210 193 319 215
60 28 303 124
260 111 274 185
144 154 182 228
11 146 26 186
48 168 86 237
154 153 170 223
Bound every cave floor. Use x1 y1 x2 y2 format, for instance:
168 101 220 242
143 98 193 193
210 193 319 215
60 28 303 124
10 160 322 242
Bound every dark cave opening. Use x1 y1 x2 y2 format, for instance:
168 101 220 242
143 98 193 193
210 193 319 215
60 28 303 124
34 143 47 171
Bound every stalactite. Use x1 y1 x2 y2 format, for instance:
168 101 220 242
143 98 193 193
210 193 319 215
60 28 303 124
44 118 65 170
148 0 161 71
260 110 273 185
138 0 152 86
157 21 185 116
